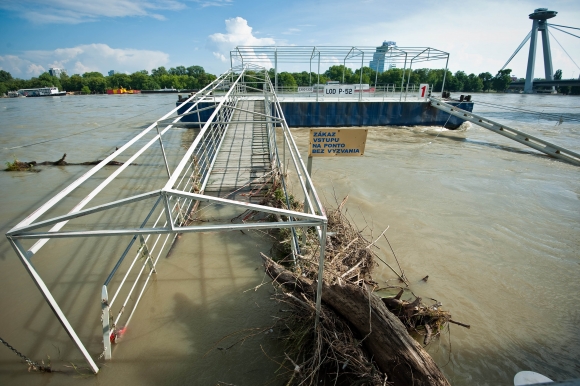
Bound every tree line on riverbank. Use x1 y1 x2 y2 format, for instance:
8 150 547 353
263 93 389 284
259 66 579 94
1 65 578 95
0 66 217 95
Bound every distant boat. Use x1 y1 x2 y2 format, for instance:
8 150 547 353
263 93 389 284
19 87 66 97
107 88 141 95
7 91 25 98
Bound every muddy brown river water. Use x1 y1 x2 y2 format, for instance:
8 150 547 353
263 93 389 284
0 93 579 385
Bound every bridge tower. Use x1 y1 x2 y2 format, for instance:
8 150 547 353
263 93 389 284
524 8 557 93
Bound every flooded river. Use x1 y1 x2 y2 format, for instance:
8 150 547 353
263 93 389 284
0 93 579 385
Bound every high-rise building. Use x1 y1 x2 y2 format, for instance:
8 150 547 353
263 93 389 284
49 68 66 77
108 70 116 76
369 41 396 73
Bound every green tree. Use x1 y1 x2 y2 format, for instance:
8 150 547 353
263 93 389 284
82 71 105 78
151 66 168 77
324 65 353 82
452 71 468 91
59 72 70 90
31 72 62 89
278 72 297 91
81 85 91 94
142 78 161 90
130 71 149 90
63 74 84 91
352 66 374 85
492 69 512 92
379 68 405 85
553 69 562 80
0 70 13 82
478 72 493 92
187 66 205 77
86 76 107 93
465 73 483 92
413 68 430 84
168 66 187 76
107 73 131 88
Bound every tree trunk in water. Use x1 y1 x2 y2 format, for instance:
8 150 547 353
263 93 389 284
263 256 450 386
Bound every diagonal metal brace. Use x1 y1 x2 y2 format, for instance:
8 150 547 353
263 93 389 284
138 235 156 272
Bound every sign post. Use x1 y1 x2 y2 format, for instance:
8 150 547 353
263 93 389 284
323 85 355 98
308 128 368 157
418 83 429 99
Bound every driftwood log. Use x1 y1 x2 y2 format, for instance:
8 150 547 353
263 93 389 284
5 153 125 171
263 255 450 386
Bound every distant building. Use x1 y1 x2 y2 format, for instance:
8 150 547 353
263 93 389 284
510 75 518 81
108 70 116 76
369 41 396 73
49 68 66 77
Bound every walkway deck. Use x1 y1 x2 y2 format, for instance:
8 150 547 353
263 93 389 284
204 99 272 204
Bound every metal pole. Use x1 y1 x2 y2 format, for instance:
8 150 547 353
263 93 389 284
405 59 413 101
156 123 172 178
317 53 320 103
374 56 380 93
8 238 100 374
440 55 449 95
302 155 314 246
306 156 313 184
102 285 111 359
309 56 312 86
275 48 278 93
359 53 364 102
399 53 407 101
314 222 327 330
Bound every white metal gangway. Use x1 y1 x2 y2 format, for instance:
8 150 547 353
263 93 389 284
429 97 580 166
5 64 327 373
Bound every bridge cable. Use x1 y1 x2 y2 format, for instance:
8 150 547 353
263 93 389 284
547 23 580 31
500 31 532 71
548 30 580 72
472 100 580 123
549 25 580 39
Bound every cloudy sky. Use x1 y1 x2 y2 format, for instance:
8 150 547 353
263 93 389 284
0 0 579 79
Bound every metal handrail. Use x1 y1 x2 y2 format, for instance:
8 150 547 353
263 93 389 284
6 63 328 372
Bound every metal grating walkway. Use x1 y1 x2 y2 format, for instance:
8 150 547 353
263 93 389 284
204 100 272 203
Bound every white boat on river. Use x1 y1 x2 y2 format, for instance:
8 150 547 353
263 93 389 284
18 86 67 97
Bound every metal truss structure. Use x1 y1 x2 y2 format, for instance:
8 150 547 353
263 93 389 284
5 64 327 373
230 45 451 98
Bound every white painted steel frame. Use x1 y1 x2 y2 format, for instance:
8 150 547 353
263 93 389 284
430 97 580 166
230 45 450 99
6 63 328 372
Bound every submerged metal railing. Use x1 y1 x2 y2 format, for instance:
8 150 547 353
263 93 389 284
5 63 327 373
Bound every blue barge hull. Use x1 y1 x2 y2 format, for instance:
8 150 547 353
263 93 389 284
177 100 474 129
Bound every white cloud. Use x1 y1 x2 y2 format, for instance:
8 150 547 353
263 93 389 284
192 0 233 7
0 0 185 24
282 28 301 35
213 52 227 62
0 44 170 78
0 55 29 75
27 64 46 75
207 17 275 68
